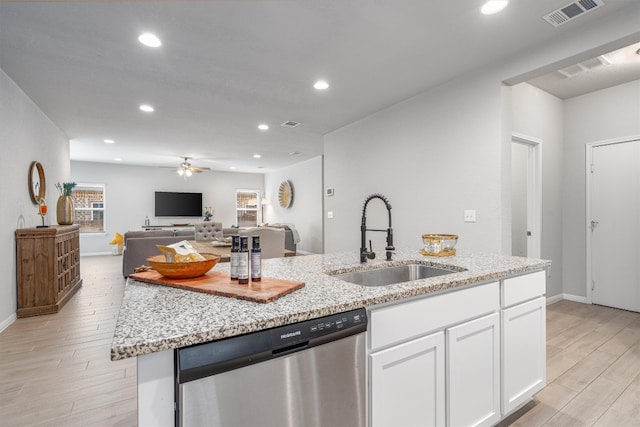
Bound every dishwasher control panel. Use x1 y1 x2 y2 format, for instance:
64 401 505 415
271 308 367 350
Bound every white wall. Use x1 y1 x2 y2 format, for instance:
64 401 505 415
511 83 564 298
263 156 324 254
0 69 71 330
323 4 639 261
71 161 264 254
563 79 640 298
324 72 503 254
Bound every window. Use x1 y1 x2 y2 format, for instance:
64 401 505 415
72 183 106 233
236 190 261 227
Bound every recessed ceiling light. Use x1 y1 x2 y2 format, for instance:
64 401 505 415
253 154 261 158
114 158 122 161
230 166 237 170
138 32 162 48
258 124 269 131
481 0 508 15
104 139 115 144
139 104 154 113
314 80 329 90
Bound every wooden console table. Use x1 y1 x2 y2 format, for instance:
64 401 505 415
16 225 82 317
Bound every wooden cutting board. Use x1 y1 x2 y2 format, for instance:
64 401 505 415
129 270 304 303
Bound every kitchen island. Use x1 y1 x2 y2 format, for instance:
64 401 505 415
112 249 550 426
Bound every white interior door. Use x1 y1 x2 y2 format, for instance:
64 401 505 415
511 134 541 258
512 142 528 257
590 140 640 312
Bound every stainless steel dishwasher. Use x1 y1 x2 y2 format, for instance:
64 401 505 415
176 308 367 427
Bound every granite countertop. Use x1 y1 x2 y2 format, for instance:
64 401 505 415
110 249 550 360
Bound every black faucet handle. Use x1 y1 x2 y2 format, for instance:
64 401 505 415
367 240 376 260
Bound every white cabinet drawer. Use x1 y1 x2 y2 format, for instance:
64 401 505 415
501 270 545 307
369 282 499 351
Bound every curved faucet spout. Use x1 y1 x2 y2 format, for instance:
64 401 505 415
360 193 395 262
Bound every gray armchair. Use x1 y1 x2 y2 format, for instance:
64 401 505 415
239 227 285 259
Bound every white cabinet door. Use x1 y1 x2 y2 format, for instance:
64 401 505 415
370 331 445 427
501 296 546 415
447 313 501 427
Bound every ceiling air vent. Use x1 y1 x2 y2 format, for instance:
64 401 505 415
281 120 301 128
557 55 611 78
543 0 604 27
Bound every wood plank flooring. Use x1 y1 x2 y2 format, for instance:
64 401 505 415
0 255 136 426
1 255 639 426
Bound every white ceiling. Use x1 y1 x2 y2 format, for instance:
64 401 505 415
529 41 640 99
1 0 638 173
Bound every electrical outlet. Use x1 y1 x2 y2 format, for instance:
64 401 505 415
327 211 334 219
464 210 476 223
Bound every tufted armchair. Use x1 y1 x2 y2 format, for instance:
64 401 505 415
194 222 223 241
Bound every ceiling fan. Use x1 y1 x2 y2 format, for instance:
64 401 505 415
176 157 210 177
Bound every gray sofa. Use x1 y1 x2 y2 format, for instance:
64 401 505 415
223 224 297 253
122 229 195 277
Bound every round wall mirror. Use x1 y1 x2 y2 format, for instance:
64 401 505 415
28 161 46 204
278 180 293 208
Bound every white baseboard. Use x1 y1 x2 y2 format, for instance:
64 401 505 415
546 294 563 305
81 252 116 257
0 313 17 333
547 293 589 305
562 293 588 304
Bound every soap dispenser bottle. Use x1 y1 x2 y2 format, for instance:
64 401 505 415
230 236 240 280
250 235 261 282
238 236 249 285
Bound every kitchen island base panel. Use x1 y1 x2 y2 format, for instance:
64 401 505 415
138 349 174 427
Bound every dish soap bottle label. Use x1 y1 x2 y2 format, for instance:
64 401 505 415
238 236 249 285
251 235 261 282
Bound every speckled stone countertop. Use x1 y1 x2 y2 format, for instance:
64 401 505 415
111 249 550 360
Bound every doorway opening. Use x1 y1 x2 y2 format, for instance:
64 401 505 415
511 132 542 259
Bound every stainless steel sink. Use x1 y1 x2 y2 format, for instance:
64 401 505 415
332 264 458 287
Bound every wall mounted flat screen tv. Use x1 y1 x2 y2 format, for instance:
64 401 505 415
154 191 203 217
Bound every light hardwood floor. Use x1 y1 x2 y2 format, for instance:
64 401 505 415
1 255 640 426
0 255 136 426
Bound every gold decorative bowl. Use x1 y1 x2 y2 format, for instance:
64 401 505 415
147 254 221 279
421 234 458 257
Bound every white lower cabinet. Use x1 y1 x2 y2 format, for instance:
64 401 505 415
367 271 547 427
370 331 445 427
501 296 546 415
447 313 501 427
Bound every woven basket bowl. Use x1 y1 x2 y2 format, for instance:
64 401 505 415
147 253 221 279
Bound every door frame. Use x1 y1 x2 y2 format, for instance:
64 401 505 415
511 132 542 259
585 135 640 303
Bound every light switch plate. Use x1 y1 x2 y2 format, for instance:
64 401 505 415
327 211 334 219
464 210 476 223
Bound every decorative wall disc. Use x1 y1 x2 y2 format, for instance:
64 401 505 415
278 180 293 208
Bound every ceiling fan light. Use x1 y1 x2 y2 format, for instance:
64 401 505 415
185 169 193 177
177 169 184 176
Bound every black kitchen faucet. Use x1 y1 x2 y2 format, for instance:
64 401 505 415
360 193 395 262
